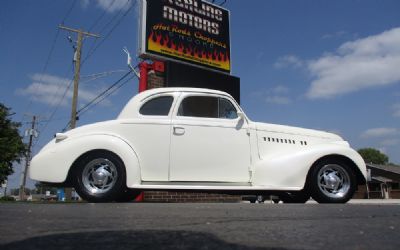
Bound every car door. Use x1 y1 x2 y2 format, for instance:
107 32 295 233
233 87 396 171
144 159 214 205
121 94 175 181
169 94 251 182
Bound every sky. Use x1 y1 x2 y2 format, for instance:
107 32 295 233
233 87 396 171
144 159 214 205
1 0 400 191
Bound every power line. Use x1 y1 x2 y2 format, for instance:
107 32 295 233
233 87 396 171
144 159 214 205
32 65 74 149
32 0 135 145
61 72 135 132
20 0 78 139
82 0 135 65
77 71 132 115
81 69 128 84
78 74 136 118
88 0 118 32
61 0 78 24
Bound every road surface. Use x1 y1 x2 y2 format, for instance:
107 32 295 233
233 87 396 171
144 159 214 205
0 202 399 249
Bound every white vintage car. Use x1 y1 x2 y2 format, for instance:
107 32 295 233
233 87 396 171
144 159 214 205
30 88 367 203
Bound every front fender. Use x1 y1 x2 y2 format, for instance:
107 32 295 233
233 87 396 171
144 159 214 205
29 134 141 187
252 143 366 189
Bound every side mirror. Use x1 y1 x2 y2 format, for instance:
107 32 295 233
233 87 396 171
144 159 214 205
237 111 245 120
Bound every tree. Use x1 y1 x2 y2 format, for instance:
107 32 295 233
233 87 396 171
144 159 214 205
357 148 389 165
0 103 26 184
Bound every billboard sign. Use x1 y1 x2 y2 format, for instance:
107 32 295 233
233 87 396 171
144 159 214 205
139 0 231 73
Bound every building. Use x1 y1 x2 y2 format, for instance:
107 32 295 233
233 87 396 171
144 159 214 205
354 164 400 199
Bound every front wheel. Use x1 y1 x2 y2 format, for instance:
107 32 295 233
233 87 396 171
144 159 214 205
74 151 126 202
309 159 357 203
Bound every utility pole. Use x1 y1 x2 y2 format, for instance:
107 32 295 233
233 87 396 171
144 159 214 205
19 115 38 201
59 25 100 129
59 25 99 201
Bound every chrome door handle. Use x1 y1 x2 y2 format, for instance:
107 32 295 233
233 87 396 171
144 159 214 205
173 126 185 135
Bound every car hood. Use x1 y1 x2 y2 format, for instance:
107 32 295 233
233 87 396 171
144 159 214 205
255 122 343 141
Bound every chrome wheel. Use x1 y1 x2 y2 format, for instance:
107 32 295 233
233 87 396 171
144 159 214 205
317 164 350 199
82 158 118 195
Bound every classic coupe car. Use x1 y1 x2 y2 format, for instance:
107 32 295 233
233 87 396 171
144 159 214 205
30 88 367 203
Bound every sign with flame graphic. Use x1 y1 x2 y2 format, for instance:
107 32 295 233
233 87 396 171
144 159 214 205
139 0 231 73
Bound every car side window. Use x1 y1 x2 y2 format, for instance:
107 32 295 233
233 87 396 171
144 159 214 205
139 96 174 116
219 98 238 119
178 96 238 119
178 96 218 118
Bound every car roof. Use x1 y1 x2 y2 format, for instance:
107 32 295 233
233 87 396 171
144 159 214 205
138 87 231 98
117 87 235 120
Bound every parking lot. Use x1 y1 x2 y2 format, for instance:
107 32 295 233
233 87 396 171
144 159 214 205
1 202 400 249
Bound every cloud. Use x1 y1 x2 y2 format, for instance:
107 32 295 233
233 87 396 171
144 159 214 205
321 31 348 40
80 0 90 9
94 0 132 13
274 55 304 69
265 96 291 105
16 73 110 107
80 0 132 13
361 127 398 138
393 103 400 117
380 139 400 146
272 85 289 94
251 85 292 105
307 27 400 99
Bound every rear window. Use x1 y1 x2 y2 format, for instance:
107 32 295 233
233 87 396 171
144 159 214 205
139 96 174 116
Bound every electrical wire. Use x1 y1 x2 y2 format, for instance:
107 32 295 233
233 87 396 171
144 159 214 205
61 72 136 132
32 65 74 149
18 0 77 124
81 69 128 84
88 0 118 32
61 0 78 24
21 0 78 146
78 74 136 118
77 71 132 115
32 0 135 145
82 0 135 65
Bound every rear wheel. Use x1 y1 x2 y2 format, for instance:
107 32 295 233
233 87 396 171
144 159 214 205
309 159 356 203
74 151 126 203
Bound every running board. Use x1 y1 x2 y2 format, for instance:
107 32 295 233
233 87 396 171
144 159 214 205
129 182 302 191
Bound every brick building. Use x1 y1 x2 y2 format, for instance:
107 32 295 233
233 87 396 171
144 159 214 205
354 164 400 199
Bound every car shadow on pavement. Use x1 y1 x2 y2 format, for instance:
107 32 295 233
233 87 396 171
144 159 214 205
1 230 287 250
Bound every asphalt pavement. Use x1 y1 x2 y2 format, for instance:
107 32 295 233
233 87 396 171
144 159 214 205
0 202 399 250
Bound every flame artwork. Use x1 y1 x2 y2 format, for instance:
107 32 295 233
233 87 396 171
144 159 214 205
148 30 230 71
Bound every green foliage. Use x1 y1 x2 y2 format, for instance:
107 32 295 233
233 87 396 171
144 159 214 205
0 196 16 202
357 148 389 165
0 103 26 184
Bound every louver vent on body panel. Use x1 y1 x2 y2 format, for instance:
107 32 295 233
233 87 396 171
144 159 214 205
263 137 308 146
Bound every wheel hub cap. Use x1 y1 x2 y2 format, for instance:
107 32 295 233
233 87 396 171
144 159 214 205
324 173 340 189
82 158 118 194
92 167 110 185
317 164 350 199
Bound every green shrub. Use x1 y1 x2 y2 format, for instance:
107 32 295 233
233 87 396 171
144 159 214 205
0 196 16 201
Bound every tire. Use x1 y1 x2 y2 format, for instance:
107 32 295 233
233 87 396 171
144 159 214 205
280 191 310 203
309 159 357 203
74 151 126 203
